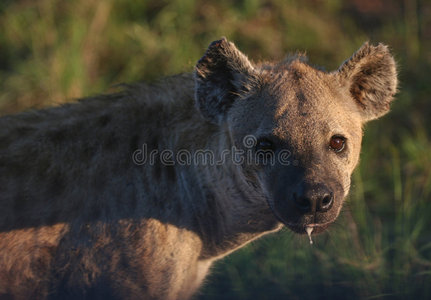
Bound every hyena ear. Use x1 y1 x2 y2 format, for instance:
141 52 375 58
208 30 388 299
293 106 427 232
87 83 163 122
194 38 255 124
337 42 398 122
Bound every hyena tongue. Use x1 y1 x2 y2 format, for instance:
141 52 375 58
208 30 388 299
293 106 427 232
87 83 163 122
306 227 314 245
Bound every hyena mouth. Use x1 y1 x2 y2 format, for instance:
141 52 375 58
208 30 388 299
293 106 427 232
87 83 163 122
286 222 331 235
265 198 334 235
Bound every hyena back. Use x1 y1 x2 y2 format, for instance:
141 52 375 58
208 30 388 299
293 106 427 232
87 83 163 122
0 38 397 299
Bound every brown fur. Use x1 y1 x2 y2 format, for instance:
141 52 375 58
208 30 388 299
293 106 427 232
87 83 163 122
0 38 397 299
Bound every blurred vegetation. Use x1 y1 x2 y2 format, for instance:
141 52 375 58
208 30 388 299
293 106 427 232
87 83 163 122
1 0 430 299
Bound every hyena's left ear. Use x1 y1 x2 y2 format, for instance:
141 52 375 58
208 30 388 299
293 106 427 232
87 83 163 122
194 38 255 124
336 42 398 122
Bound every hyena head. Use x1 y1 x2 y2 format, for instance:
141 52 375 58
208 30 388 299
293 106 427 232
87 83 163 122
195 38 397 234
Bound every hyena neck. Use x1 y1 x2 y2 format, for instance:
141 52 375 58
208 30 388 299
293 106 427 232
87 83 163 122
186 126 281 260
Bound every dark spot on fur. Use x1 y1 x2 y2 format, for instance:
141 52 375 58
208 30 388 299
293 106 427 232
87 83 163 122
15 126 34 136
48 129 66 143
165 165 176 182
30 246 55 271
129 134 140 151
81 144 96 162
37 157 52 174
296 91 306 102
362 67 373 76
104 134 118 150
291 69 302 81
296 91 309 116
98 114 112 127
350 81 367 108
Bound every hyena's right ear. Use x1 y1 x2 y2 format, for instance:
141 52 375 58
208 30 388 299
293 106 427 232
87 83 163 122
194 38 255 124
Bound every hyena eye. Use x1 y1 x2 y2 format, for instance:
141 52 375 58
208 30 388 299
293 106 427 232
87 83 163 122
255 138 275 151
329 135 346 153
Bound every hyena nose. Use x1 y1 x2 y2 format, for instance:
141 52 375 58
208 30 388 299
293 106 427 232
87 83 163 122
293 184 334 214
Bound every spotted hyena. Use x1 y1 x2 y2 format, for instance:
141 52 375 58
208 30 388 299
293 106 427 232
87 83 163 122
0 38 397 299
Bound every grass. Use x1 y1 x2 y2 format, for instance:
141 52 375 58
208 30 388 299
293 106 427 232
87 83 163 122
1 0 430 299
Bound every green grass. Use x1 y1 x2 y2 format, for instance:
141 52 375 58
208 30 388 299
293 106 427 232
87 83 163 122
1 0 430 299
